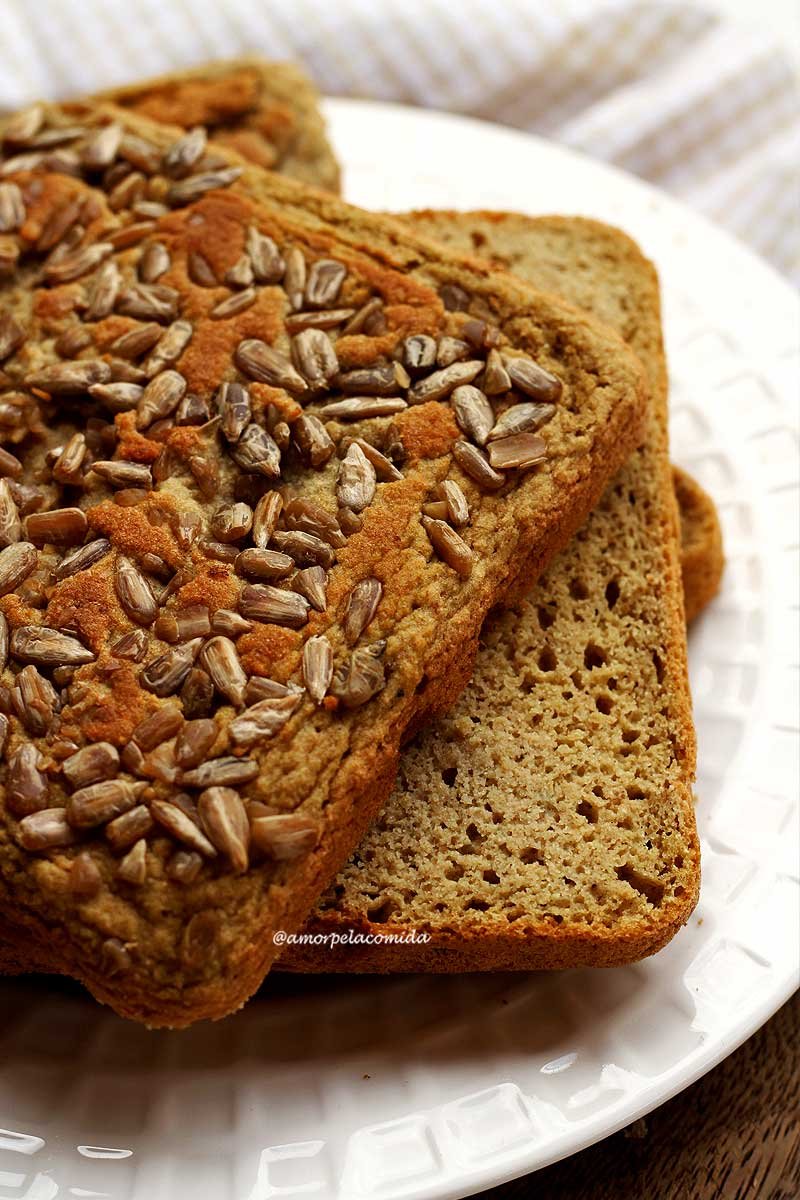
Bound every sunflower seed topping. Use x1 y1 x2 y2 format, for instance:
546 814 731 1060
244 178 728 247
68 852 103 896
211 609 252 639
139 241 171 284
402 334 437 372
228 423 282 478
18 808 78 851
235 548 294 581
111 629 148 661
117 282 179 323
210 287 257 319
339 364 402 396
141 639 203 697
180 756 259 788
451 385 494 446
180 666 214 718
44 241 114 284
215 381 251 442
110 322 162 360
239 583 309 628
293 328 338 390
187 249 218 287
437 337 471 367
63 742 120 789
10 625 94 666
0 311 26 360
132 704 184 752
228 694 301 747
331 643 386 708
27 359 110 395
292 413 336 467
235 339 308 394
163 126 207 177
305 258 345 307
175 718 217 769
285 308 354 333
200 636 248 708
503 356 563 402
422 516 473 577
436 480 470 527
151 797 217 856
67 779 143 829
483 348 511 394
321 396 407 421
7 744 48 815
488 402 556 441
136 369 186 428
116 838 147 884
337 442 376 513
487 431 547 470
91 460 153 489
250 813 319 861
271 529 335 568
452 439 505 490
303 635 333 703
144 319 193 375
166 166 242 207
114 556 158 625
246 226 285 283
85 258 122 321
408 360 483 404
294 565 328 612
80 121 122 169
0 478 20 547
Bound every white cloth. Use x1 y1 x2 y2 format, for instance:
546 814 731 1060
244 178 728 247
1 0 798 284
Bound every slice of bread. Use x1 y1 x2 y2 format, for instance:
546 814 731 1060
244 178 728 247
86 58 340 193
674 466 724 623
0 117 646 1023
279 213 700 972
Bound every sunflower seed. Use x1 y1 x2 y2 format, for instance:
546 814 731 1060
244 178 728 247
503 355 563 402
145 319 193 377
271 529 335 568
187 249 218 287
283 498 347 548
338 364 400 396
141 740 181 786
13 667 55 736
224 253 254 289
0 235 19 276
197 787 249 872
2 102 44 145
131 704 183 752
63 742 119 789
175 718 217 769
244 676 303 704
294 565 327 612
117 283 180 323
250 812 318 861
52 538 110 583
452 439 505 490
228 694 301 748
110 322 162 359
210 287 257 319
80 121 122 169
166 167 241 207
337 442 376 512
450 384 494 446
436 480 470 528
133 200 169 220
36 195 83 253
292 413 335 467
481 348 510 395
163 126 207 178
487 431 547 470
305 259 346 307
117 132 161 173
155 605 211 644
344 577 382 644
352 440 405 486
292 328 338 390
239 583 309 628
10 625 94 666
211 381 249 443
18 808 79 851
331 642 386 709
210 502 252 544
99 937 131 977
141 638 202 697
437 337 471 367
488 402 556 441
108 220 158 251
6 481 41 514
422 516 473 577
6 744 48 815
27 507 87 546
422 500 448 520
408 360 483 404
235 339 308 394
120 740 145 775
49 433 85 485
116 838 147 884
234 548 294 581
320 396 407 420
342 296 384 336
174 392 208 425
0 478 20 547
136 368 186 428
200 636 248 708
91 460 153 491
136 241 169 285
228 423 282 478
44 241 113 284
283 246 306 309
201 540 238 564
87 382 143 414
54 324 91 357
27 359 110 394
67 779 143 828
151 797 217 856
167 849 203 883
0 311 26 361
285 307 354 333
68 852 103 896
0 543 35 599
111 628 148 661
180 756 259 788
104 805 154 853
211 609 252 639
114 555 158 625
180 666 214 717
0 612 7 671
440 283 470 311
302 635 333 703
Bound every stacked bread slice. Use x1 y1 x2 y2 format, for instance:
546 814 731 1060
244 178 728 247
0 60 722 1023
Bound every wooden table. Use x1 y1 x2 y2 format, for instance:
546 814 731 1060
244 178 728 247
479 991 799 1200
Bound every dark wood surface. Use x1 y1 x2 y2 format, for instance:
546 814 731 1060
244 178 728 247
478 991 799 1200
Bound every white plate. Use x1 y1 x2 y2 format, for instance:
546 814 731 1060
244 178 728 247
1 101 798 1200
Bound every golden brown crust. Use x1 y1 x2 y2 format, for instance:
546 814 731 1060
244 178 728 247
276 213 700 974
84 59 341 193
0 122 647 1021
673 465 725 623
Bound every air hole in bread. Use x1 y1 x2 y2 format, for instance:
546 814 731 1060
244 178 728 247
415 673 430 695
626 786 647 801
577 799 599 823
520 846 544 865
441 766 458 787
616 864 665 907
652 651 665 684
466 822 481 843
445 863 465 881
537 604 556 630
483 869 500 884
470 231 487 249
622 729 640 744
367 897 398 923
605 579 620 608
569 578 589 600
596 694 613 714
538 646 557 672
584 643 607 670
465 897 490 912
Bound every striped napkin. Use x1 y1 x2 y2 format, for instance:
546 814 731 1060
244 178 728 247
1 0 798 284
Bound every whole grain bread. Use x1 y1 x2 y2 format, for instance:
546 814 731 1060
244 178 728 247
673 466 724 623
279 212 700 973
0 114 646 1023
85 58 340 193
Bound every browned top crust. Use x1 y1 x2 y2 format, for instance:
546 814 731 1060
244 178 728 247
0 110 646 1024
85 58 341 193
